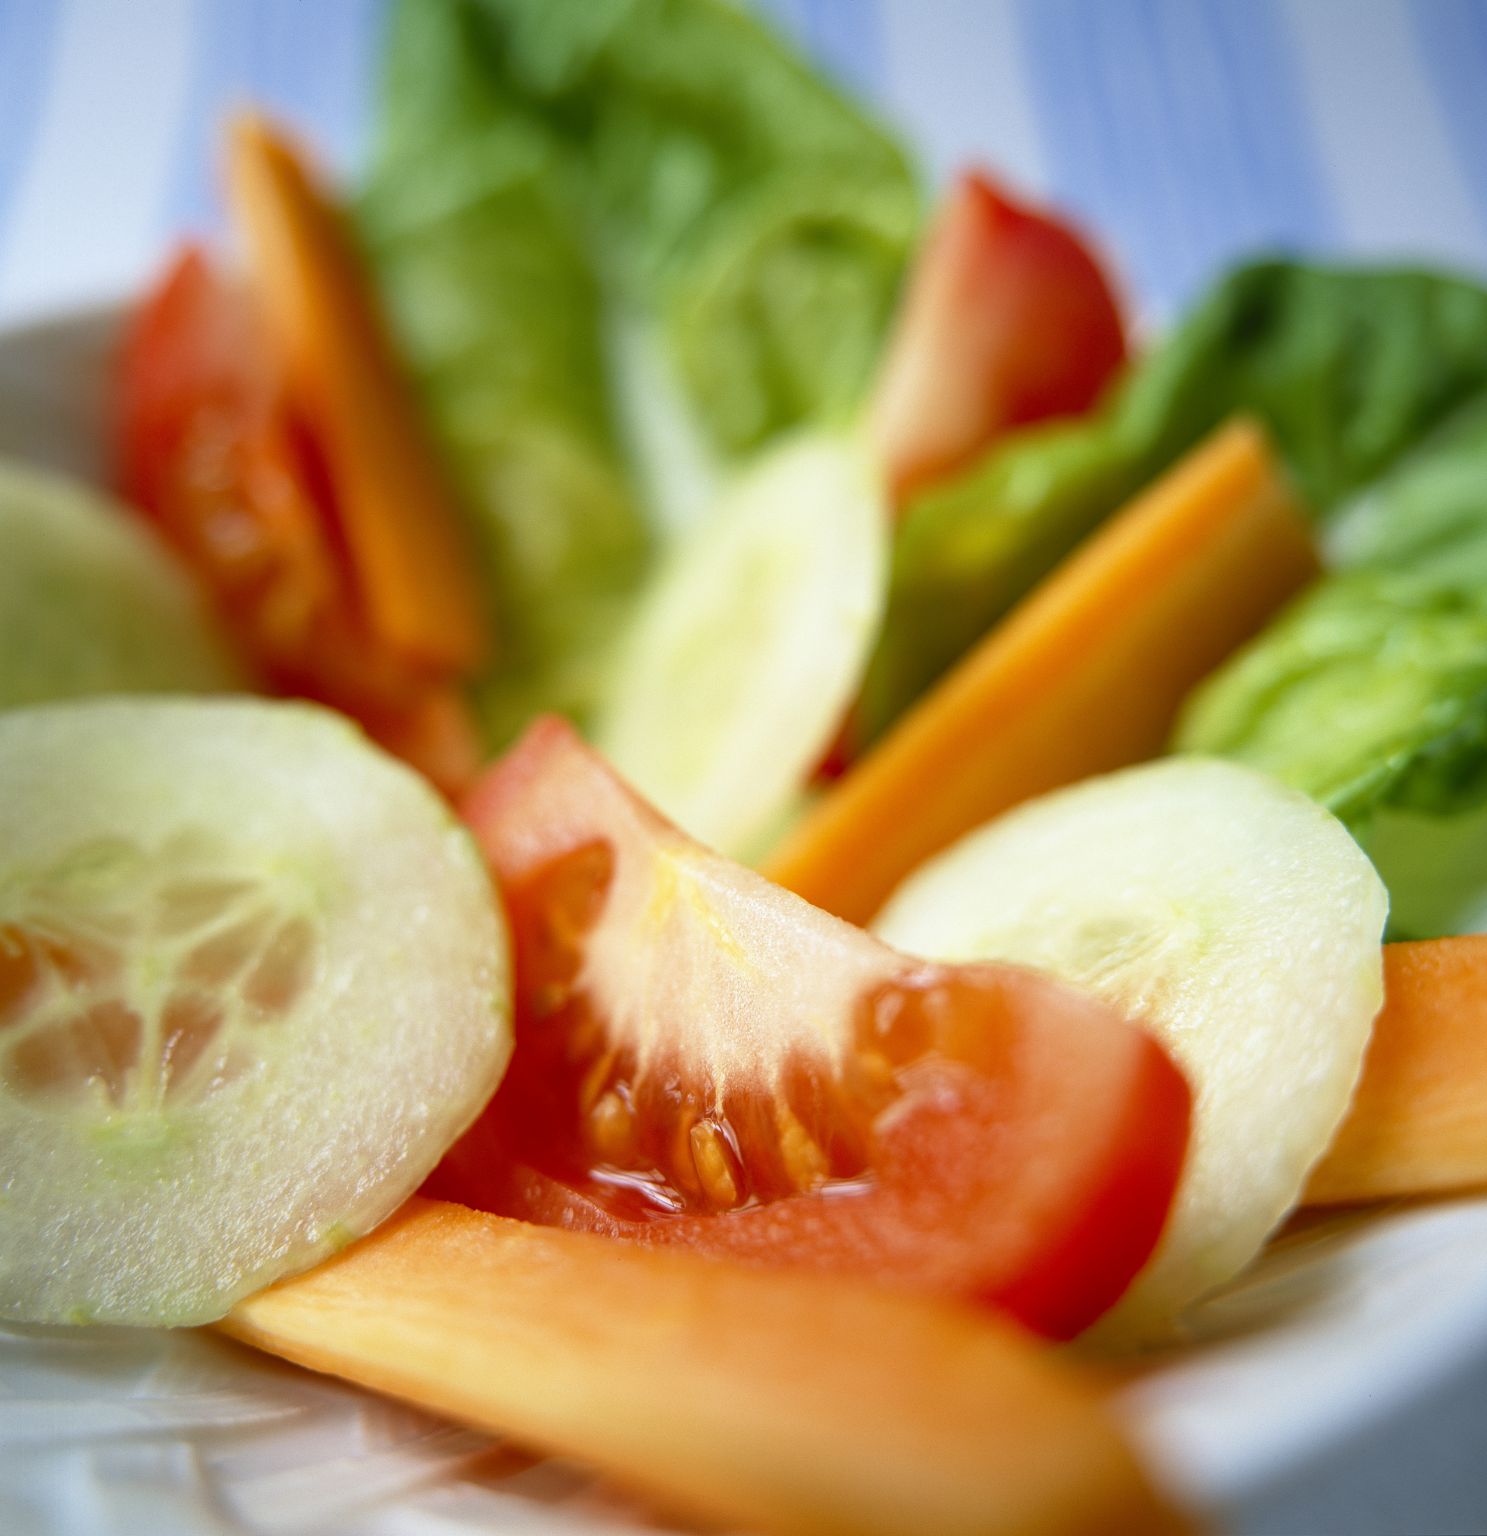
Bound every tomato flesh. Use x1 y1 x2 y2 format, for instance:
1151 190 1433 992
816 171 1129 779
868 170 1128 502
430 718 1190 1338
118 245 480 793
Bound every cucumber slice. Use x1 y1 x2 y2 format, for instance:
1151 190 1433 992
594 431 887 859
874 759 1387 1342
0 460 244 709
0 698 511 1326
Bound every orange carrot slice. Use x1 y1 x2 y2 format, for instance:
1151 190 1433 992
225 113 488 673
222 1199 1188 1536
764 418 1319 924
1307 938 1487 1205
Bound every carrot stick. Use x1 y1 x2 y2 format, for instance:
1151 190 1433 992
763 418 1318 925
222 1200 1187 1536
1306 938 1487 1206
225 113 488 673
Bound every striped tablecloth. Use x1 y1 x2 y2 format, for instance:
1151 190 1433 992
0 0 1484 325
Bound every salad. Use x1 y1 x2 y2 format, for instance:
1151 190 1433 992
4 1 1487 1531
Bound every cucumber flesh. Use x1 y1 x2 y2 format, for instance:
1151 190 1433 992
595 431 887 858
0 459 244 709
0 698 511 1326
874 758 1387 1342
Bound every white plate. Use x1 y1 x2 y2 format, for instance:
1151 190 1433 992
4 304 1487 1536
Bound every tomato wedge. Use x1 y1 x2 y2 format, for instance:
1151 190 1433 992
431 718 1190 1339
119 244 339 657
816 171 1129 781
868 170 1128 502
118 244 481 793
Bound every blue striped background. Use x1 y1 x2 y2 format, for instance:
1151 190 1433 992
0 0 1483 325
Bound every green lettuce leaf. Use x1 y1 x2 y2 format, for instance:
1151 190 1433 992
1174 572 1487 823
1324 391 1487 581
361 3 646 742
420 0 920 456
860 260 1487 739
1176 398 1487 935
361 170 649 743
363 0 918 741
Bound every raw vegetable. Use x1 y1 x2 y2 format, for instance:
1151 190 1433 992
595 431 888 858
766 419 1317 924
0 458 243 709
874 758 1387 1341
1176 398 1487 936
360 0 918 739
869 170 1127 502
119 245 483 794
226 114 488 674
1306 938 1487 1205
433 718 1191 1340
119 244 342 672
370 0 919 459
0 698 511 1326
358 14 646 743
1176 575 1487 824
224 1199 1191 1536
862 261 1487 742
1325 390 1487 578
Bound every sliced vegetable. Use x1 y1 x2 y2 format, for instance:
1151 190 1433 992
0 458 244 709
765 420 1317 925
226 114 487 674
869 170 1127 502
433 718 1190 1340
120 243 340 669
595 431 888 858
119 244 482 794
862 261 1487 742
1306 938 1487 1205
875 758 1387 1341
225 1200 1191 1536
0 698 510 1326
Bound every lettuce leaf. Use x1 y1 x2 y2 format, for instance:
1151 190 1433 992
1176 398 1487 935
362 0 918 742
1324 391 1487 581
422 0 920 456
1175 573 1487 823
361 3 646 742
860 260 1487 740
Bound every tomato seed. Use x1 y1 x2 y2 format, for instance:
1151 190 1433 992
774 1101 830 1191
587 1088 637 1164
689 1117 743 1210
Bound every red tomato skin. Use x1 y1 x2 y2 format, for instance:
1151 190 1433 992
434 1021 1189 1340
118 244 482 797
119 245 337 625
433 718 1191 1339
868 170 1128 502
